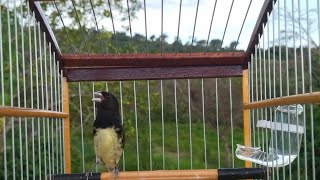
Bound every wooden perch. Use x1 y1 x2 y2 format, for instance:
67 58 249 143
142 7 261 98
243 92 320 109
48 168 268 180
0 106 68 119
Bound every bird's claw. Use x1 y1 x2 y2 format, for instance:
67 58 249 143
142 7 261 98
85 170 93 180
114 166 119 176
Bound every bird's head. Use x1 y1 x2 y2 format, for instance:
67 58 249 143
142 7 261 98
92 91 119 112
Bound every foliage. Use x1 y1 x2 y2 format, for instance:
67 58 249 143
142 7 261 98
43 0 142 30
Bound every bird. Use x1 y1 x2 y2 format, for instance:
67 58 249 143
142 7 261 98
91 91 125 176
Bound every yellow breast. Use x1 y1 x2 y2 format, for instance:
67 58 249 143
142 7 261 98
94 128 123 170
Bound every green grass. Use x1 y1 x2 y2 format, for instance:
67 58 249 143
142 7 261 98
70 120 245 173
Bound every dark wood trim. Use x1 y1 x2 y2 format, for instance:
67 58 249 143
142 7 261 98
29 0 61 58
61 52 247 68
245 0 276 61
65 65 243 81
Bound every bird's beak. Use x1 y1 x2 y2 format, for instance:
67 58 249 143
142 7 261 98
92 91 103 103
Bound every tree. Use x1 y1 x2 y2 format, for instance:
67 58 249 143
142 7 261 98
228 41 238 50
209 39 222 51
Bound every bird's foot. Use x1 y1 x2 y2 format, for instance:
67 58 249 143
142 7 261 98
114 166 119 176
86 159 100 180
85 170 93 180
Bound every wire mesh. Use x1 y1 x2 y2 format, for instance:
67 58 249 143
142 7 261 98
0 0 319 180
0 1 65 179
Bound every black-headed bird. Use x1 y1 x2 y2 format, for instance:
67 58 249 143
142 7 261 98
92 91 124 176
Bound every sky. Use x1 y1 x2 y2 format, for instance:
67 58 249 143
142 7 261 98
110 0 265 50
45 0 319 51
106 0 319 50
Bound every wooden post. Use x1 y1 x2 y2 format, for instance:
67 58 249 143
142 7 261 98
63 77 71 173
242 69 250 168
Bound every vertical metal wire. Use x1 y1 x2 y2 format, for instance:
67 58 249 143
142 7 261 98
187 79 192 169
59 69 64 173
248 61 252 168
53 49 58 174
92 82 98 172
248 60 252 148
133 81 140 170
250 54 256 151
292 0 298 95
175 0 182 53
201 79 207 169
54 118 57 174
7 0 16 178
89 0 105 53
278 1 286 177
126 0 133 50
29 10 35 180
105 82 109 92
263 24 267 169
119 81 125 171
0 1 6 179
160 0 163 54
253 46 258 164
160 80 165 169
53 1 74 54
147 80 152 170
50 115 56 173
267 13 274 177
254 45 260 152
263 22 270 174
56 60 61 173
258 39 262 150
37 21 44 179
54 56 59 174
215 79 220 168
318 0 320 64
284 0 289 97
297 0 307 179
61 64 65 173
34 19 43 180
70 0 89 53
284 1 293 179
263 26 267 154
78 82 85 172
143 0 148 54
49 43 54 176
44 34 49 177
291 0 300 178
272 2 279 177
20 0 28 178
229 78 234 168
13 0 23 178
278 0 282 100
235 0 253 49
205 0 218 52
221 0 235 48
174 80 180 170
190 0 200 51
106 0 118 53
38 25 46 180
306 1 315 179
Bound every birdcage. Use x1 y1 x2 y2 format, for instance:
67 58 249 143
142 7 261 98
0 0 319 179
